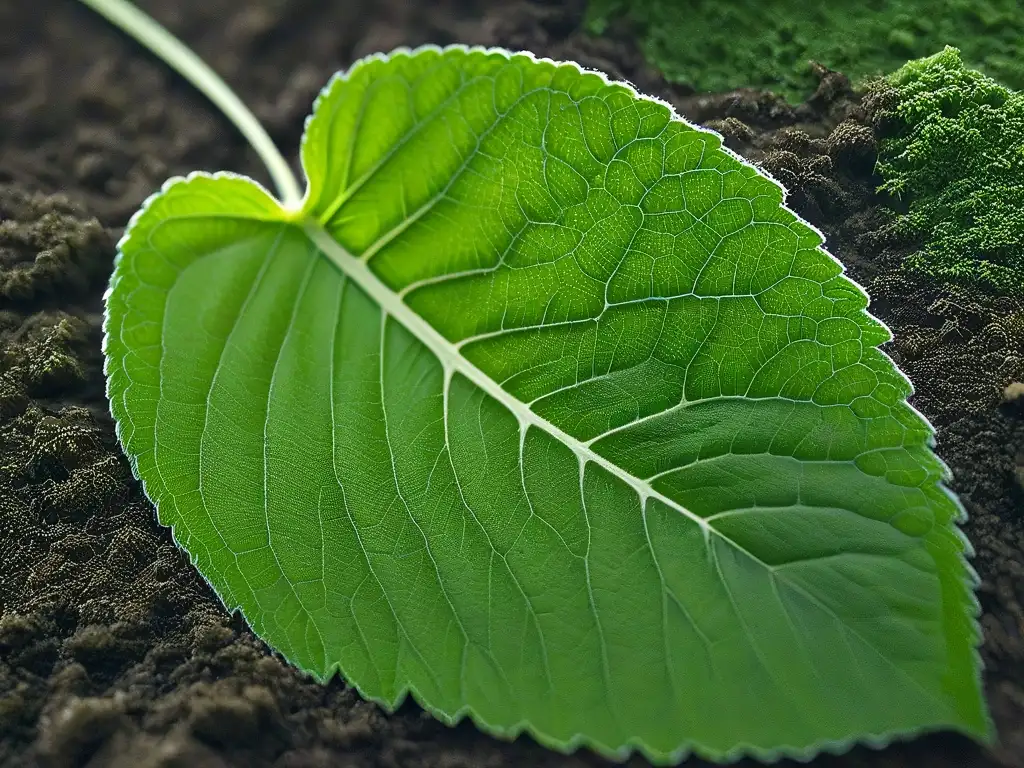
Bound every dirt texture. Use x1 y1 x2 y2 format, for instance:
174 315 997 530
1 1 1022 767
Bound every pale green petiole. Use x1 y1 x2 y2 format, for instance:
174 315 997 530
78 0 304 208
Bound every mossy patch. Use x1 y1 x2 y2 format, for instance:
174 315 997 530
872 47 1024 292
586 0 1024 102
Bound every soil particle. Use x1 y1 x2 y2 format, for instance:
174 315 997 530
1 1 1022 767
0 188 110 307
1005 383 1024 406
36 694 133 768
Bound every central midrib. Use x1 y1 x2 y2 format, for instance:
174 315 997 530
300 219 714 538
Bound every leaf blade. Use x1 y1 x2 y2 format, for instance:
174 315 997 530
104 46 991 764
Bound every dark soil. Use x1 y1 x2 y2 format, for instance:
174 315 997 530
1 1 1021 767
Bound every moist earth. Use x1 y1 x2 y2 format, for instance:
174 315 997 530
1 1 1022 767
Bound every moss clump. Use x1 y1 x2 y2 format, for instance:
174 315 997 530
874 47 1024 292
586 0 1024 103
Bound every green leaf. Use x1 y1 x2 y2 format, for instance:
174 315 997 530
103 46 990 763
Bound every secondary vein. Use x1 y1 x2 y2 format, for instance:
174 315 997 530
301 219 712 538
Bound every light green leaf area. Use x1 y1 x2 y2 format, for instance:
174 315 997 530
103 46 989 763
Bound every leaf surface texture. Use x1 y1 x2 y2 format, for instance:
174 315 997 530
103 47 989 763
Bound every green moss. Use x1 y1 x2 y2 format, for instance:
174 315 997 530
586 0 1024 102
875 47 1024 292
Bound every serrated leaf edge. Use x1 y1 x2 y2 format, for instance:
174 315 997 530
100 43 993 765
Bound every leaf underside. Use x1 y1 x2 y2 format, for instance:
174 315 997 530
103 46 989 764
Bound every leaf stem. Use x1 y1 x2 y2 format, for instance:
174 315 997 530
77 0 304 209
